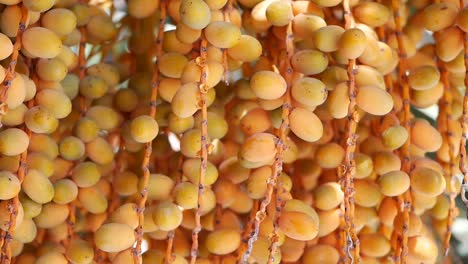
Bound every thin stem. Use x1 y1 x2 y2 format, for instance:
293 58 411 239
100 1 116 63
77 26 88 116
391 0 412 262
0 104 32 264
65 16 89 253
266 21 294 264
237 200 259 261
242 26 291 264
164 231 175 264
133 1 167 263
0 4 28 122
189 36 209 264
459 0 468 235
222 0 234 85
107 135 124 216
0 5 28 264
165 154 184 264
438 63 456 258
340 0 360 263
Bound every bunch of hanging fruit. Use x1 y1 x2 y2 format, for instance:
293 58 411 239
0 0 466 263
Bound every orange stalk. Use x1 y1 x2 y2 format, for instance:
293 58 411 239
189 36 209 264
391 0 412 262
165 231 175 264
242 21 292 264
339 0 360 263
133 1 167 263
459 0 468 235
438 63 457 259
0 4 28 123
0 5 28 264
267 21 294 264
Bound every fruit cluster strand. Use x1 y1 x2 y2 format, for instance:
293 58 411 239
0 1 461 263
391 0 412 262
0 5 28 264
134 1 167 263
340 0 360 262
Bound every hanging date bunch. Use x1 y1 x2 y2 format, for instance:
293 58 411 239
0 0 467 263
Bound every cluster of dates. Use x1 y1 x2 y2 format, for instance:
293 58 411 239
0 0 465 264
